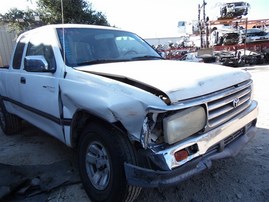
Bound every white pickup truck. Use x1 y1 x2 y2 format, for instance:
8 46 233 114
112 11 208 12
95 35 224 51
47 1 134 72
0 24 258 202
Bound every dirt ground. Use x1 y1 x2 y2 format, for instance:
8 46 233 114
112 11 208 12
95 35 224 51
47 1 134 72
0 65 268 202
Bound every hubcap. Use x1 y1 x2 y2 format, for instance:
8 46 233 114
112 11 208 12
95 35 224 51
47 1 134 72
85 141 111 190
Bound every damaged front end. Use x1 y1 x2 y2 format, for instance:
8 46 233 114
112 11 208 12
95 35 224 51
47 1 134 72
126 80 258 188
140 105 206 150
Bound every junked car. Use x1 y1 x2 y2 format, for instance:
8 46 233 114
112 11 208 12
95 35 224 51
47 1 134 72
240 28 269 43
0 24 258 202
180 52 204 62
220 1 250 19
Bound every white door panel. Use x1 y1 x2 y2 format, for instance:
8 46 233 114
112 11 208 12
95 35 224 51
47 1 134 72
19 73 59 117
19 71 64 141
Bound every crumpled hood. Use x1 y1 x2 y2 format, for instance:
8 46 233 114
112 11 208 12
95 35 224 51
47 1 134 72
76 60 251 103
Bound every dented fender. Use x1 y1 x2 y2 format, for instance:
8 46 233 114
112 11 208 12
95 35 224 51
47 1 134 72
59 68 167 143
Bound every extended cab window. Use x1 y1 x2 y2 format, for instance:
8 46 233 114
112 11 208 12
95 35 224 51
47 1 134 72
25 37 56 71
12 37 26 69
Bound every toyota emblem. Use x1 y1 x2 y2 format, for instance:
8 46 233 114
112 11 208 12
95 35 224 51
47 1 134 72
232 98 240 108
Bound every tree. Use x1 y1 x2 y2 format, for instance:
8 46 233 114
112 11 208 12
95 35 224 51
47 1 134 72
0 8 41 33
37 0 109 25
0 0 110 34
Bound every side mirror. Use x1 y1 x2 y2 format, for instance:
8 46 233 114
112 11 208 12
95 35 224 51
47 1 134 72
24 55 55 73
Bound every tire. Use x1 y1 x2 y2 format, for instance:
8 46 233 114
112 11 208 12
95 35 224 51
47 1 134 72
78 123 141 202
0 100 22 135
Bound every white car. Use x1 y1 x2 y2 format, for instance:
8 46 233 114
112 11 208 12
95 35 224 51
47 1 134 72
181 52 203 62
240 28 269 43
220 1 250 18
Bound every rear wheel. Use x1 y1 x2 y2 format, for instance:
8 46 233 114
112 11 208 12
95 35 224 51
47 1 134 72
0 100 22 135
78 123 141 202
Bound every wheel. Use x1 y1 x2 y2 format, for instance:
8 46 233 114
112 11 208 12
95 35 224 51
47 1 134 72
78 123 141 202
0 100 22 135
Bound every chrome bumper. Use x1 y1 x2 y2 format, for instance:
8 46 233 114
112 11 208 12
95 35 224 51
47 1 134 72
156 100 258 170
125 100 258 187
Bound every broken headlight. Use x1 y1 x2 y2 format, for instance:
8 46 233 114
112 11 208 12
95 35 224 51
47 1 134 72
163 106 206 144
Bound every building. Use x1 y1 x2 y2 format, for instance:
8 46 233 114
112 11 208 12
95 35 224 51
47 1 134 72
177 20 199 36
0 25 16 67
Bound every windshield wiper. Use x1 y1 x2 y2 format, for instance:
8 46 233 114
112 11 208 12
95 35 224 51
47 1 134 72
77 59 130 66
131 55 164 61
76 56 163 66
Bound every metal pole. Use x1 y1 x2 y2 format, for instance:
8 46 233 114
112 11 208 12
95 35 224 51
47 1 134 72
244 18 248 63
203 0 206 22
203 0 209 48
198 4 203 48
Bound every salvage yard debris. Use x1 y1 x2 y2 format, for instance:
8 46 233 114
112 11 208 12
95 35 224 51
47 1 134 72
0 160 80 201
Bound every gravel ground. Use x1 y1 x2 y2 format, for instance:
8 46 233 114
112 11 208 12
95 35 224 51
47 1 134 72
0 65 268 202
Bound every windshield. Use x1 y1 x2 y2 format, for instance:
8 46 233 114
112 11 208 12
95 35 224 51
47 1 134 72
57 27 162 67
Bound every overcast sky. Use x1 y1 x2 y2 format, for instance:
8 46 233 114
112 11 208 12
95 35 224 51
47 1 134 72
1 0 268 38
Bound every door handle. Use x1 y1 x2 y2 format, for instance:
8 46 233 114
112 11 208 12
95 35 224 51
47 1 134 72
20 77 26 84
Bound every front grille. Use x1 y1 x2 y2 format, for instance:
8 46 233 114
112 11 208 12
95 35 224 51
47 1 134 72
207 128 245 154
207 80 252 128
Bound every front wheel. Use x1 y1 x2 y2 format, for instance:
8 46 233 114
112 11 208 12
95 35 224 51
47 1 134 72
78 123 141 202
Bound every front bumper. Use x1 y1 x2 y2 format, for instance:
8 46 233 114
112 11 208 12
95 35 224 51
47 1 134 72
125 100 258 188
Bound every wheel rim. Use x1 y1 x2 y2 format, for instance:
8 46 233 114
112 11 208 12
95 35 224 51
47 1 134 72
85 141 111 190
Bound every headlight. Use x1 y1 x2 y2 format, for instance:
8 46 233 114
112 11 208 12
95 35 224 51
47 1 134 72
163 106 206 144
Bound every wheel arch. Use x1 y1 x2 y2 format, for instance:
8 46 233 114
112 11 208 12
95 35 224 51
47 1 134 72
70 109 132 149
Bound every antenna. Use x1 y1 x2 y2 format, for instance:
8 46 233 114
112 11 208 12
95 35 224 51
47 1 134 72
61 0 64 24
61 0 66 65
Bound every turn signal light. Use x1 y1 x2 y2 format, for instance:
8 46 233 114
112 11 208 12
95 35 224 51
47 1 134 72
174 149 189 162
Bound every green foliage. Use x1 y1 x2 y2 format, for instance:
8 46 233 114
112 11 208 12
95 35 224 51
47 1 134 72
0 0 110 34
0 8 42 34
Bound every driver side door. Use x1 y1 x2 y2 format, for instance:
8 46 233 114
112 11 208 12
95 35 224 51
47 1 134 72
18 34 65 142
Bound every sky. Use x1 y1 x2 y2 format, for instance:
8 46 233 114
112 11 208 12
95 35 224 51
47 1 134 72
0 0 268 38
